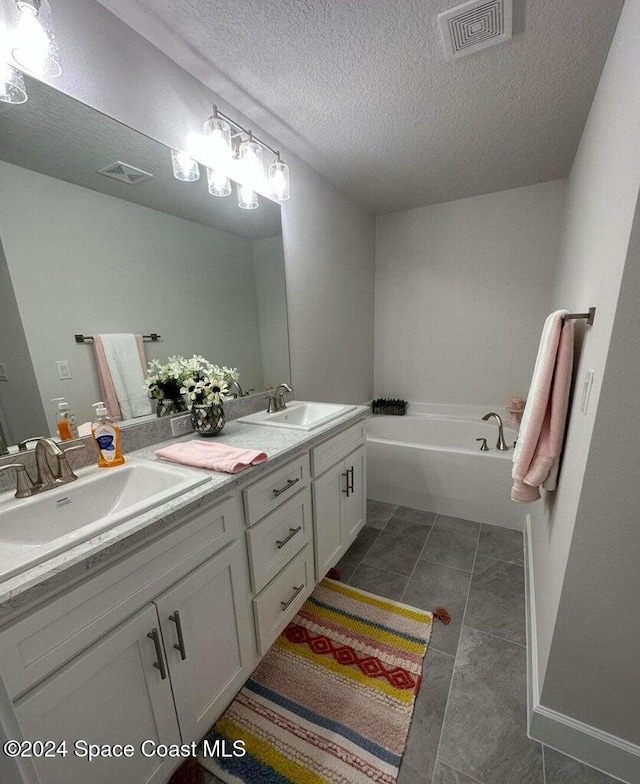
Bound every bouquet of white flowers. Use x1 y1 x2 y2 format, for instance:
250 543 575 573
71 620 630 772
145 356 189 400
180 355 239 405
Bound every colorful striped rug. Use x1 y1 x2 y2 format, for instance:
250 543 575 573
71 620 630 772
200 578 433 783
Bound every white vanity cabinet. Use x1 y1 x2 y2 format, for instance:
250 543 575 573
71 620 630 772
1 495 256 784
311 422 367 579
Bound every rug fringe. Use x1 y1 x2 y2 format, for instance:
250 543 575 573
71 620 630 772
433 606 451 625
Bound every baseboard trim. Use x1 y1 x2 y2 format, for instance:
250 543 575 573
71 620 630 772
524 515 640 784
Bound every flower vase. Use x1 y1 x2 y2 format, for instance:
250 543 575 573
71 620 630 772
191 402 225 437
156 397 188 417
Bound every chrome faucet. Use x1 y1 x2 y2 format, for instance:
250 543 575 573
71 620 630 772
1 437 86 497
482 412 509 451
267 383 293 413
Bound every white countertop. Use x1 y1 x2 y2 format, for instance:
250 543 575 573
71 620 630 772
0 406 369 621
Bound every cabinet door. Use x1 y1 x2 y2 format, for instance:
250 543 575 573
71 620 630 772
155 541 254 743
312 461 348 579
344 445 367 546
15 605 180 784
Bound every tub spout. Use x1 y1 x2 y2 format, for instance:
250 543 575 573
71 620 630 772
482 412 509 451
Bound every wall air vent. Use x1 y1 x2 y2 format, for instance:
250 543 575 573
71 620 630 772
438 0 512 60
97 161 153 185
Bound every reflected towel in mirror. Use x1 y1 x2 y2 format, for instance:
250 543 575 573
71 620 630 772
93 334 152 420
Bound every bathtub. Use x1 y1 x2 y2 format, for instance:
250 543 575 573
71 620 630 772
367 412 525 530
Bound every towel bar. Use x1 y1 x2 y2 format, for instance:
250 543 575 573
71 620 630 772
74 333 161 343
561 307 595 326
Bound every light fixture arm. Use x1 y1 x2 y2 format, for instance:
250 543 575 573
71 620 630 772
211 104 282 160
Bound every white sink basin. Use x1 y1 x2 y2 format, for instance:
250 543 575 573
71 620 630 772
237 401 356 431
0 459 210 581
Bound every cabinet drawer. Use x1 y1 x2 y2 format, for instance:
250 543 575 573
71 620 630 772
311 421 366 477
253 544 314 655
0 495 240 700
246 488 312 593
243 454 310 526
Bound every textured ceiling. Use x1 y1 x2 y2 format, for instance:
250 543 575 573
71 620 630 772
97 0 624 214
0 77 282 240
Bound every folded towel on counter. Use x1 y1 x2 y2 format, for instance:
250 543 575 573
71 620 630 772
512 310 574 502
155 441 268 473
94 334 152 420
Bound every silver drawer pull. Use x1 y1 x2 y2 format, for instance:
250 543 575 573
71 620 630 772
272 477 300 497
169 610 187 661
276 526 302 549
147 628 167 679
280 584 304 611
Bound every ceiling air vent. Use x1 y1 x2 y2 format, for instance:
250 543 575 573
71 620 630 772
438 0 512 60
97 161 153 185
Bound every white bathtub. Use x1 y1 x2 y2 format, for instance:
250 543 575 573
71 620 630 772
367 413 525 530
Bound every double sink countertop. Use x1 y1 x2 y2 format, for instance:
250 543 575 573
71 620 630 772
0 405 369 622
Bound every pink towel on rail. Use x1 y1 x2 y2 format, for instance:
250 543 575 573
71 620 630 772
511 311 574 502
155 440 268 474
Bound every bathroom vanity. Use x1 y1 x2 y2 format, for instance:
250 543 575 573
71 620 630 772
0 406 367 784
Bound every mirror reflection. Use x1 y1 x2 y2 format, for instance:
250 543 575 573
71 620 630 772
0 76 290 450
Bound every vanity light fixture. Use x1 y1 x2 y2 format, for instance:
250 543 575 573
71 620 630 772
237 133 262 210
171 149 200 182
9 0 61 78
0 62 27 103
269 154 290 202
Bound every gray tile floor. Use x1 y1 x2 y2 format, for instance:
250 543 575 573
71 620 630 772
203 499 621 784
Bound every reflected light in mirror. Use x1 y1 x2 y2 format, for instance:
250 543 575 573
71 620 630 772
207 167 231 197
171 149 200 181
0 62 27 103
238 182 258 210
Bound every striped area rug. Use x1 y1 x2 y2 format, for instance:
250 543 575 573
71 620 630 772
201 578 433 783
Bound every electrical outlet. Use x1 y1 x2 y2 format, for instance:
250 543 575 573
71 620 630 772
580 369 594 415
171 413 193 437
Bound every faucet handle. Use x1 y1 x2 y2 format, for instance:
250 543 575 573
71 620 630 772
0 464 37 498
18 437 45 452
475 438 489 452
57 444 86 483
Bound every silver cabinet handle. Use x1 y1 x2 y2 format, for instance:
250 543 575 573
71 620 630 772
342 471 350 497
147 628 167 679
273 477 300 497
347 466 355 494
169 611 187 661
280 584 304 611
276 526 302 549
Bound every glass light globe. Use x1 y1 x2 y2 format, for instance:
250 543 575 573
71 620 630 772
0 63 27 103
269 158 290 201
12 0 61 78
203 114 232 165
238 183 258 210
207 167 231 197
171 150 200 182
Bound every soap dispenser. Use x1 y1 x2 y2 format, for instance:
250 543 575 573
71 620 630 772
52 397 79 441
91 402 125 468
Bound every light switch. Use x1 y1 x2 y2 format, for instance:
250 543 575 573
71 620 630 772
580 369 594 415
0 363 8 382
56 360 72 380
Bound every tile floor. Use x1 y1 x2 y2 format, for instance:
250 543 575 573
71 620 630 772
203 499 622 784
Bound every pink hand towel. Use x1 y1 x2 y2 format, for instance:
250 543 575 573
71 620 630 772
512 311 574 502
155 440 268 474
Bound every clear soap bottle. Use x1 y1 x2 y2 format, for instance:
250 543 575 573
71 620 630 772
52 397 79 441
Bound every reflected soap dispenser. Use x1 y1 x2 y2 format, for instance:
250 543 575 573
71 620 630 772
91 402 125 468
52 397 79 441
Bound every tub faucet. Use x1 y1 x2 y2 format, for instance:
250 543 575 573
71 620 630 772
482 412 509 451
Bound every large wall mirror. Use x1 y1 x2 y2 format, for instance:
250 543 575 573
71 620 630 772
0 76 290 449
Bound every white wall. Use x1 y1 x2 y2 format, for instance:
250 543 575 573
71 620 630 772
526 0 640 775
374 181 565 406
0 237 48 444
0 160 266 432
35 0 375 406
253 236 290 391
